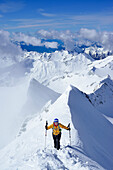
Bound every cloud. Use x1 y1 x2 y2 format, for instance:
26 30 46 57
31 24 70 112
10 18 53 24
0 1 25 13
38 29 75 40
10 29 113 52
5 22 55 30
78 28 113 51
0 30 23 67
38 8 56 17
38 29 76 51
100 32 113 51
38 29 113 52
44 42 58 48
13 32 42 46
79 28 99 41
12 32 58 49
68 13 113 26
40 12 56 17
4 10 113 31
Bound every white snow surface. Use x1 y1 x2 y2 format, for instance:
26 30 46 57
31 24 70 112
0 81 28 149
0 85 108 170
21 78 60 116
88 75 113 117
0 50 113 169
0 78 60 149
25 51 113 94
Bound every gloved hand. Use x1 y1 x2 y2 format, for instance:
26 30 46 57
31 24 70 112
67 127 71 130
45 125 47 130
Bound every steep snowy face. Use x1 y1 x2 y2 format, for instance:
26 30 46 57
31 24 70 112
0 85 113 170
88 76 113 117
0 49 113 150
90 55 113 79
23 50 113 95
21 78 60 116
0 78 60 149
1 49 113 94
28 51 93 85
68 86 113 170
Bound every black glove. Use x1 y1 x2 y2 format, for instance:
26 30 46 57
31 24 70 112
67 123 70 130
45 125 47 130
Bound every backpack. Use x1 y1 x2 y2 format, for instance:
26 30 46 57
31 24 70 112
53 123 62 133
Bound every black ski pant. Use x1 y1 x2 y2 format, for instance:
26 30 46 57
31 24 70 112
52 132 61 150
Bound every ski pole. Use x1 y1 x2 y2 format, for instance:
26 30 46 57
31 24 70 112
69 127 71 146
68 123 71 146
45 121 48 150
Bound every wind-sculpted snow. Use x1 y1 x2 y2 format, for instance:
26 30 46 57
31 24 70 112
0 78 60 149
68 85 113 170
88 76 113 117
0 49 113 169
0 84 112 169
90 55 113 79
21 78 60 116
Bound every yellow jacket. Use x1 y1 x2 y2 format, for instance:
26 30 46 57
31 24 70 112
47 123 69 135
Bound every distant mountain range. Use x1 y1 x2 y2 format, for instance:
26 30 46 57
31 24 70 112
16 40 113 60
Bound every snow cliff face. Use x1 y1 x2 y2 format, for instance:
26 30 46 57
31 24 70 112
68 86 113 170
88 76 113 117
21 78 60 116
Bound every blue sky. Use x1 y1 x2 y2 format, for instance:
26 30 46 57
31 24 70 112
0 0 113 32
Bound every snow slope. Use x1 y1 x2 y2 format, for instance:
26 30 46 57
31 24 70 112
0 78 60 149
27 51 94 91
0 85 113 169
88 75 113 117
0 81 28 149
0 58 34 86
1 49 113 169
24 51 113 95
21 78 60 116
90 55 113 80
68 86 113 170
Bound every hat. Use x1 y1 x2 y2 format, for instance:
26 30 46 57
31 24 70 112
54 118 59 123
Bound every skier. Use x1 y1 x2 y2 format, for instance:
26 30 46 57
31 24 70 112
45 118 70 150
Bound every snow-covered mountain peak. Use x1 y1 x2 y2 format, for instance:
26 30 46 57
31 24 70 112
84 46 113 59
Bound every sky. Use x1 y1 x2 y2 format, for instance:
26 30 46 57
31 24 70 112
0 0 113 33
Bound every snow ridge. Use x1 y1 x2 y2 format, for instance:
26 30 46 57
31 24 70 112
89 75 113 117
0 84 113 169
68 85 113 170
1 49 113 170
